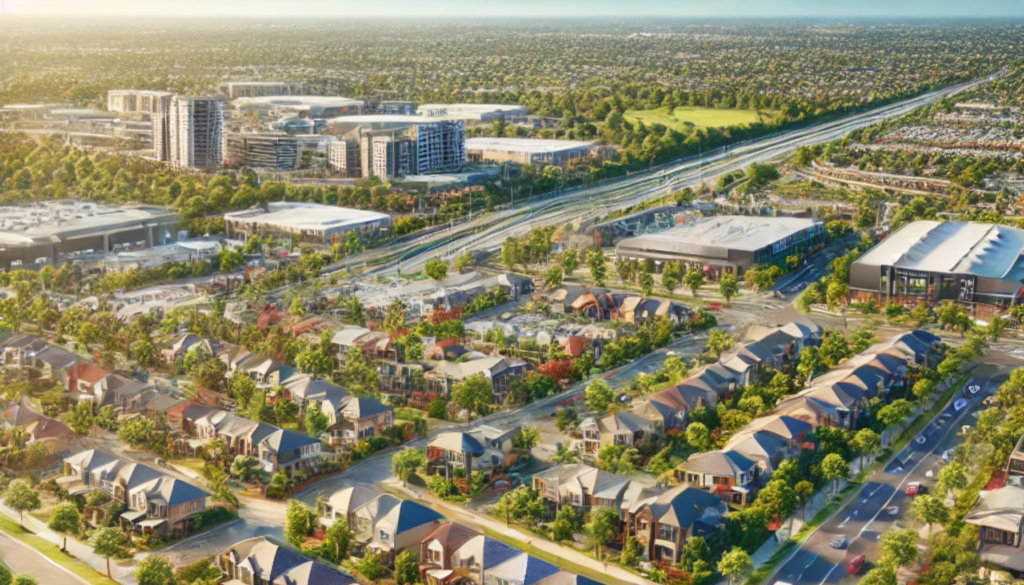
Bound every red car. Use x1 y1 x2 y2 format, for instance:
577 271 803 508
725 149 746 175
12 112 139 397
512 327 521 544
848 554 866 575
906 482 925 496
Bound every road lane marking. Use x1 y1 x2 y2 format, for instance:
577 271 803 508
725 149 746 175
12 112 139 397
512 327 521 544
838 511 858 528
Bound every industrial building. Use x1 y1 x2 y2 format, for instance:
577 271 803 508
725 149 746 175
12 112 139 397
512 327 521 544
849 220 1024 316
232 95 363 119
223 202 391 247
107 90 174 118
466 137 595 168
166 96 226 169
218 81 305 99
615 215 825 280
0 202 179 271
417 103 527 122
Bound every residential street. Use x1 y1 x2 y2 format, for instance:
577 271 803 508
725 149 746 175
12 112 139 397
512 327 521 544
771 363 1006 585
0 530 88 585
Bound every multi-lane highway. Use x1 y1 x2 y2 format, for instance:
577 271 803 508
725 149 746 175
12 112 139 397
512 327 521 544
773 363 1007 585
326 72 1001 279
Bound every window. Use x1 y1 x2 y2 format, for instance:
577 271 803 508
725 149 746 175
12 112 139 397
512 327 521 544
658 525 676 541
379 530 389 542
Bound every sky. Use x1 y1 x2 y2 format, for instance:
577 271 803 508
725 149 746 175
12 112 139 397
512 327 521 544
2 0 1024 18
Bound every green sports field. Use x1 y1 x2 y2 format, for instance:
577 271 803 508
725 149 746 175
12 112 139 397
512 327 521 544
623 106 764 131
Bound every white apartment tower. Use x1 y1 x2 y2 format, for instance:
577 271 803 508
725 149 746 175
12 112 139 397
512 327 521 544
167 96 225 170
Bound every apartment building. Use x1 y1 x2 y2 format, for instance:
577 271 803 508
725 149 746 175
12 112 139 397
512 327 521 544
167 96 226 169
107 90 173 118
223 132 299 171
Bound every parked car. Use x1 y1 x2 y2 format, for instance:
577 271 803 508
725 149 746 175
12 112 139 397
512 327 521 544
966 383 982 397
906 482 926 496
829 535 847 549
953 398 969 412
848 554 866 575
885 506 900 517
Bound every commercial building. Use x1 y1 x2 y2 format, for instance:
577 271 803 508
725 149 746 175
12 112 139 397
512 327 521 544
0 201 179 270
616 215 825 280
218 81 304 99
232 95 363 118
326 115 466 178
107 90 173 118
167 96 226 169
224 202 391 247
849 220 1024 316
417 103 527 122
223 133 298 170
466 137 595 168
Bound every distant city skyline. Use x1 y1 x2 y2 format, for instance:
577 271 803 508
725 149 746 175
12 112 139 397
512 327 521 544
3 0 1024 18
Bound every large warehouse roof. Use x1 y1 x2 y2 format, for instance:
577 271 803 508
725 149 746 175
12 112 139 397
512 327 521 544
855 220 1024 280
0 202 177 246
224 202 389 232
466 137 595 154
233 95 363 109
618 216 821 255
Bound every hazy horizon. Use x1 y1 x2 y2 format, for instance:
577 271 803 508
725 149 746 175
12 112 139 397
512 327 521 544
3 0 1024 19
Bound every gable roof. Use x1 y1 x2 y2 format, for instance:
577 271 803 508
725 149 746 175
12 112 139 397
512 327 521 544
327 485 382 519
273 560 355 585
645 485 723 529
430 432 486 455
486 553 559 585
422 522 480 554
683 450 756 476
224 537 309 583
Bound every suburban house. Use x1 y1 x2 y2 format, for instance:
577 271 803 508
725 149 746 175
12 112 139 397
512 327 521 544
351 494 444 565
61 364 152 412
60 450 208 536
675 450 760 506
419 522 482 585
282 375 348 408
633 383 716 433
1 400 76 444
321 485 383 528
579 411 655 454
725 415 813 463
218 536 355 585
0 334 77 381
532 573 603 585
622 485 726 565
449 536 521 585
482 553 560 585
427 426 519 480
161 333 221 364
187 407 323 477
319 394 394 447
964 485 1024 573
725 431 790 475
424 356 527 404
531 463 632 514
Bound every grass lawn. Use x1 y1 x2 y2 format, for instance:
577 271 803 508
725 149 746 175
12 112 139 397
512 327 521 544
0 513 119 585
623 106 765 131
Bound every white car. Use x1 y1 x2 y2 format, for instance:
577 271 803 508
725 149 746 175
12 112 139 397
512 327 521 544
966 384 982 396
953 398 969 412
941 449 955 463
915 434 927 445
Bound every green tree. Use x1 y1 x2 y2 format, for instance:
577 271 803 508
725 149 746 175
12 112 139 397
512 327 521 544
395 550 419 585
795 480 815 523
3 480 40 527
135 555 175 585
718 273 739 305
494 486 545 526
562 248 579 275
796 345 827 384
879 529 919 568
230 455 260 483
356 551 388 581
820 453 849 500
513 427 541 451
284 500 317 547
755 479 797 520
325 518 354 562
391 448 426 487
861 567 897 585
704 328 735 359
587 249 607 287
289 296 307 317
91 526 132 578
425 258 449 281
912 378 936 403
913 495 949 538
638 272 654 296
584 378 614 412
987 314 1008 341
585 506 619 559
683 269 706 296
0 565 9 585
304 401 330 438
454 253 474 273
937 461 968 498
686 422 713 452
12 577 36 585
218 248 245 273
131 340 158 368
47 501 82 552
428 397 448 420
544 265 563 289
877 399 914 430
63 401 94 436
851 428 881 471
451 373 494 418
556 407 578 431
819 330 852 367
718 548 753 585
551 505 580 542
